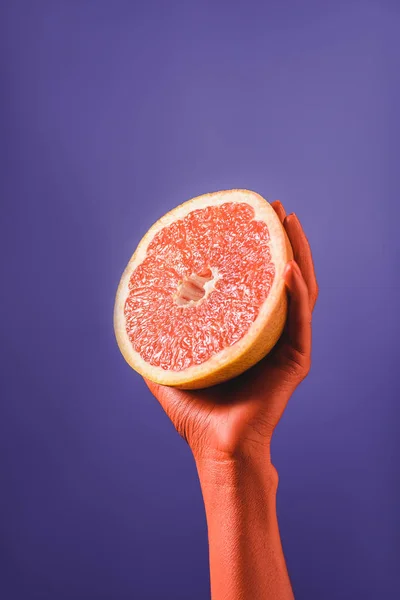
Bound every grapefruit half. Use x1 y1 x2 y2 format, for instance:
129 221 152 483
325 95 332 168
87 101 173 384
114 189 293 389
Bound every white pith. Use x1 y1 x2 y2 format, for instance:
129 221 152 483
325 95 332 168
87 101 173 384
173 266 221 307
114 189 290 386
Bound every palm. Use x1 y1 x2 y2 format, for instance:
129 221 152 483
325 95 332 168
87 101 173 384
146 328 302 458
144 202 318 460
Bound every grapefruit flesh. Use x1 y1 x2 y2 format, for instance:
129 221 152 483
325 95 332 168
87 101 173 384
114 190 292 389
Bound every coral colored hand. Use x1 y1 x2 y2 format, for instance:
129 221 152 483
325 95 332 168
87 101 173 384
144 202 318 462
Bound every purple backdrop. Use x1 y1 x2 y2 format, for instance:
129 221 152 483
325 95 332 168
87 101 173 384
1 1 399 599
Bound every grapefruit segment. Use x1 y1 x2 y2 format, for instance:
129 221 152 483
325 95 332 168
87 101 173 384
114 189 293 389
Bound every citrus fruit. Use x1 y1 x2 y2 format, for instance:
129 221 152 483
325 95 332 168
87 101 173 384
114 189 293 389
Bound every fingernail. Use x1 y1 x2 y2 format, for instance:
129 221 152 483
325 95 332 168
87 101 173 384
283 262 293 278
284 213 293 224
291 260 301 274
286 212 299 224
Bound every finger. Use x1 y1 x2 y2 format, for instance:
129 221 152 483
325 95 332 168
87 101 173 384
283 260 312 358
283 213 319 311
271 200 286 224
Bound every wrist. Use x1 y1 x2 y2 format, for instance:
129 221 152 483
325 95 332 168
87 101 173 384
194 452 279 494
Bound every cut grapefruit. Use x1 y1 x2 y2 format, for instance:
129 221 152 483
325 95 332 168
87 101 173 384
114 189 293 389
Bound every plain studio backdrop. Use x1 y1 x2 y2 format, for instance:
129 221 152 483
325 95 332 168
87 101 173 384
0 1 399 599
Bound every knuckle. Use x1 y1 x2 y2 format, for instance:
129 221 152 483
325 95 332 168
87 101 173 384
283 346 311 380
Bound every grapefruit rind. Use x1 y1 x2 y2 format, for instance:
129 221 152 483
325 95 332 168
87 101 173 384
114 189 293 389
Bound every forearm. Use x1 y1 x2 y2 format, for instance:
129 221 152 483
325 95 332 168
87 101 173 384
195 455 294 600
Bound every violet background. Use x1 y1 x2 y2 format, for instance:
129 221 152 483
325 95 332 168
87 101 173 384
1 1 399 599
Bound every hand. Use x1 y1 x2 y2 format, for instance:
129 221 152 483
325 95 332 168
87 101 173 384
144 201 319 463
